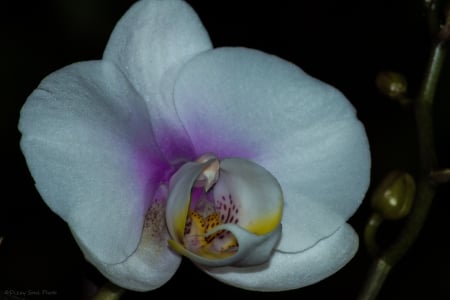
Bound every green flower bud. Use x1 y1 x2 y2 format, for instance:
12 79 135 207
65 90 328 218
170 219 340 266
375 71 408 100
371 171 415 220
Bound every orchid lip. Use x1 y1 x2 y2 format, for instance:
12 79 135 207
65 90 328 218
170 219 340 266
165 154 283 267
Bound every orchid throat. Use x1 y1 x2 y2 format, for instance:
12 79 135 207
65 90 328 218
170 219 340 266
165 153 284 267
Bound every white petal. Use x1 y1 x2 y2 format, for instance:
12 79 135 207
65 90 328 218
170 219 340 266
103 0 213 162
203 224 358 291
173 47 370 252
88 196 182 291
19 60 166 264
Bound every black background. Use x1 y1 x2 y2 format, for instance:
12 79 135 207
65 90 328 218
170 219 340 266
2 0 449 299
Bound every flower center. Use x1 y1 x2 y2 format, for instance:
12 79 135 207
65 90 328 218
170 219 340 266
183 211 238 255
182 154 239 257
165 154 284 267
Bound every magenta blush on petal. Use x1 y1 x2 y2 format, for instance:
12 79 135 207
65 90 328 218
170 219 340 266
130 122 198 195
151 124 197 164
183 121 258 161
133 146 169 191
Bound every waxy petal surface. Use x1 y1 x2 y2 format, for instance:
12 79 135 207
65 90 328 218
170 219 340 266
173 47 370 253
103 0 213 162
204 224 358 291
19 61 166 264
92 193 182 291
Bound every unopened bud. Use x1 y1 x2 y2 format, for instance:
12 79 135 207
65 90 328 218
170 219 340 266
371 171 415 220
375 71 408 100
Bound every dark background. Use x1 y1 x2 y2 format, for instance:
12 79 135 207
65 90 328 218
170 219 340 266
2 0 449 299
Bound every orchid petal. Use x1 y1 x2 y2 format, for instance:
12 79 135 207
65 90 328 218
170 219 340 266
173 47 370 252
90 189 182 292
103 0 213 162
203 224 358 291
19 60 166 264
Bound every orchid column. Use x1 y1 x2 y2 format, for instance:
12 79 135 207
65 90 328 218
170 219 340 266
18 0 371 293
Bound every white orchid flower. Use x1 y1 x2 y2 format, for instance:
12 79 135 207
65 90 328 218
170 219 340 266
19 0 370 292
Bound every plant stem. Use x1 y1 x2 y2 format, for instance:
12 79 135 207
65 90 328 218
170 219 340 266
357 38 447 300
357 259 392 300
414 41 444 172
381 40 445 266
363 213 383 258
91 282 125 300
